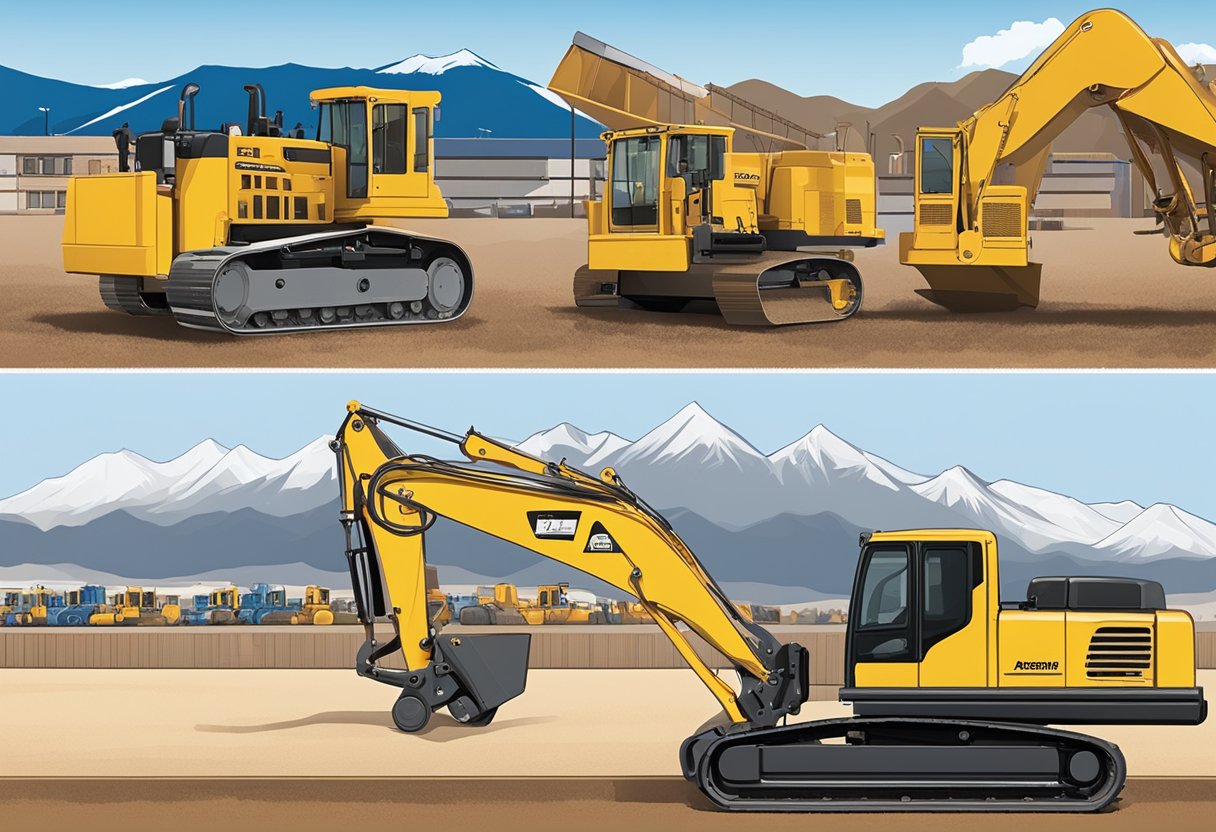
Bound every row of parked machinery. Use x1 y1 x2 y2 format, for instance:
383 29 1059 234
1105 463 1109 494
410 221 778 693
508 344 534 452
0 583 359 627
61 10 1216 333
1 574 816 629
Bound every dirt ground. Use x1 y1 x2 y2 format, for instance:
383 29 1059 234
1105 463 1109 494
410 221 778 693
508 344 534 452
2 778 1213 831
2 668 1212 778
5 215 1216 368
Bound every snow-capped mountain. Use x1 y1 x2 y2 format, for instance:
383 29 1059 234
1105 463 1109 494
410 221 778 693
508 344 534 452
376 50 498 76
2 404 1215 587
0 50 604 138
0 437 336 530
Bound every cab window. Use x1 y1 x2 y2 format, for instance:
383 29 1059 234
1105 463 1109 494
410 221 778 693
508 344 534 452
921 545 975 653
412 108 430 173
610 135 660 228
666 134 726 182
920 137 954 194
858 548 908 630
373 104 408 175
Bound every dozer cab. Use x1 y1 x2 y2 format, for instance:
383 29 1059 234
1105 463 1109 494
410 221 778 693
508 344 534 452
62 82 472 334
295 586 336 625
549 33 884 326
900 9 1216 311
333 403 1205 812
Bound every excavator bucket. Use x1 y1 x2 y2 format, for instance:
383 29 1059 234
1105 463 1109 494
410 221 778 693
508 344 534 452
912 263 1043 312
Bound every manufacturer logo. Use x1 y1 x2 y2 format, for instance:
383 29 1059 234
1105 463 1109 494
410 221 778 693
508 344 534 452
734 172 760 182
237 146 261 158
1013 660 1060 671
583 521 622 553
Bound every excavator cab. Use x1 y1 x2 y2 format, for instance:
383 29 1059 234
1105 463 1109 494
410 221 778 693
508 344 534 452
900 128 1041 311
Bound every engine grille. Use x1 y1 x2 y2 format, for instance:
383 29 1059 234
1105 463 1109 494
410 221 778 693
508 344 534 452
820 193 837 230
982 202 1023 238
1086 626 1152 678
845 199 863 226
919 203 953 226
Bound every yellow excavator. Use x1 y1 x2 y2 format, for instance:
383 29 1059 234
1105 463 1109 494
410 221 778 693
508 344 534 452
333 402 1205 812
902 9 1216 310
62 82 472 334
548 34 884 326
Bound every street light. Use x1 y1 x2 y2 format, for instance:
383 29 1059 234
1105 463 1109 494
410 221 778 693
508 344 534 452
36 106 50 136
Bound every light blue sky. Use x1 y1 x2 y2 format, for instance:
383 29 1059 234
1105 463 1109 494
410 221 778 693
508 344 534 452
0 372 1212 519
11 2 1213 107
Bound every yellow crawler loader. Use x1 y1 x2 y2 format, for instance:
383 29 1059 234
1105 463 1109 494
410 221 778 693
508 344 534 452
63 83 471 334
901 9 1216 310
333 403 1205 812
548 33 884 326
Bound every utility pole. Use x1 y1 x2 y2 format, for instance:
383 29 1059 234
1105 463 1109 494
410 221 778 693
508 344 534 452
37 106 50 136
570 104 576 219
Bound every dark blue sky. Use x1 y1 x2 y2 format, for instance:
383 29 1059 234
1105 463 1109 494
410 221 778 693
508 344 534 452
10 2 1213 107
1 372 1213 520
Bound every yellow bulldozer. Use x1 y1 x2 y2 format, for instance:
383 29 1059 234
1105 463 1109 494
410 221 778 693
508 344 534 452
901 9 1216 310
90 587 181 626
295 586 336 626
333 403 1205 812
62 82 472 334
548 33 884 326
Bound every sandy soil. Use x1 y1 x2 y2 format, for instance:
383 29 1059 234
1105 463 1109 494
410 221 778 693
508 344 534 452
2 778 1213 830
2 668 1212 778
5 216 1216 368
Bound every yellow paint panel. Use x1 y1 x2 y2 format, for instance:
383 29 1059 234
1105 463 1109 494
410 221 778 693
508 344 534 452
1155 610 1197 688
997 610 1066 687
854 662 918 687
588 235 689 272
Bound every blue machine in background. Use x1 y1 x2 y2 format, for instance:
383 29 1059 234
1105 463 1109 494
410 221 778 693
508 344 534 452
235 583 301 625
46 584 107 626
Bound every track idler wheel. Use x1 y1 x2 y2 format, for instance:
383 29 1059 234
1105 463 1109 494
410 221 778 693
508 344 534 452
426 256 467 317
391 692 431 733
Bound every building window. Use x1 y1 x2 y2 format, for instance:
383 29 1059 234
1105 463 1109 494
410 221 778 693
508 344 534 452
22 157 37 175
57 190 66 209
88 160 101 175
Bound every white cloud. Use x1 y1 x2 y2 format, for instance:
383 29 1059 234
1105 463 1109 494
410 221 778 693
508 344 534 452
960 18 1066 69
1175 43 1216 65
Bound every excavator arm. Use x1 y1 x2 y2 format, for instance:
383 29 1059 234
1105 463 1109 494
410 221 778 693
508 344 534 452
902 9 1216 311
334 401 808 732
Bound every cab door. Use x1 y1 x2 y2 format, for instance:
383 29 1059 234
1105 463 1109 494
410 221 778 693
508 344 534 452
912 130 961 252
915 543 986 687
370 103 429 199
848 543 918 687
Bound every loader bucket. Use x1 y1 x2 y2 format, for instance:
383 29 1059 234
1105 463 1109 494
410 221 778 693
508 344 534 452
912 262 1043 312
710 254 863 326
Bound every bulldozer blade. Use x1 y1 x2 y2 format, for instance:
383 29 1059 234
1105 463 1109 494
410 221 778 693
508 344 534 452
913 263 1043 312
709 254 863 326
573 265 622 307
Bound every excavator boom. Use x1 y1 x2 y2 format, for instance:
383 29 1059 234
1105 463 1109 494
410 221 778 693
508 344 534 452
901 9 1216 310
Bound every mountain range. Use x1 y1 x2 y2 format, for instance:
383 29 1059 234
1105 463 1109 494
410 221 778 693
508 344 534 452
1 404 1213 603
0 50 602 139
7 47 1213 165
